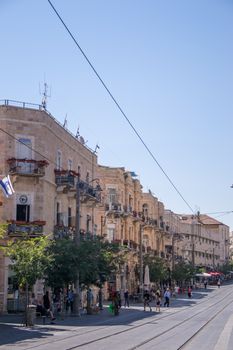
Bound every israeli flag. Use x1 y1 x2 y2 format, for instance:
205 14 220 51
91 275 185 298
0 175 15 198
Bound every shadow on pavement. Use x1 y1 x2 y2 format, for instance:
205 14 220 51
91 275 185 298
0 286 220 347
0 323 54 347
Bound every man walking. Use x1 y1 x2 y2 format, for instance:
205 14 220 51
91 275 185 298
143 290 152 311
124 289 129 307
204 279 207 289
164 288 171 307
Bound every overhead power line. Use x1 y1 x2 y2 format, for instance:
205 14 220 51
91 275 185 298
0 127 57 169
203 211 233 215
47 0 194 214
2 127 233 223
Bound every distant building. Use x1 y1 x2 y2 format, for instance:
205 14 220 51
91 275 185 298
163 212 230 270
95 165 167 293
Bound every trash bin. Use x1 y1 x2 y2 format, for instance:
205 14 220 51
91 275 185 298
27 304 37 326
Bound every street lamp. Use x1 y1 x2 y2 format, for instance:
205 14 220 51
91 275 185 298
73 173 81 316
73 175 102 315
139 224 144 302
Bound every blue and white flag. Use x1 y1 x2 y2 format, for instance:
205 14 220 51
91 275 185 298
0 175 15 198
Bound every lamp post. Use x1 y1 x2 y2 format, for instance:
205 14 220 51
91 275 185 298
73 175 101 315
191 220 195 267
213 247 215 268
73 173 81 316
139 224 143 301
172 233 175 272
204 250 207 267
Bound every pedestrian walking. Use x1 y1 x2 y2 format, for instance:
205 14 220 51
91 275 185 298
143 290 152 311
124 289 129 307
116 291 121 308
204 279 207 289
163 288 171 307
217 279 221 288
66 289 74 313
112 291 120 316
155 290 161 312
187 286 192 298
43 291 56 322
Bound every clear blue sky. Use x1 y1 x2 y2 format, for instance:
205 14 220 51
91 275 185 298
1 0 233 229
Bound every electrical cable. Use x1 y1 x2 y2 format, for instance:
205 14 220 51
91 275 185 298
47 0 195 214
1 127 232 226
203 211 233 215
0 127 57 170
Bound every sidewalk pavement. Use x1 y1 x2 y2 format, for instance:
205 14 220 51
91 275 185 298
0 286 214 332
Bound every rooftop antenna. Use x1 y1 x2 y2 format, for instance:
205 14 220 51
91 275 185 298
39 81 51 110
94 144 100 153
63 114 68 128
75 126 80 138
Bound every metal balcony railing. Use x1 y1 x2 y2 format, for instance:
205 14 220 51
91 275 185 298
78 180 101 203
7 220 46 236
54 225 74 239
7 158 49 176
55 170 75 187
0 99 43 110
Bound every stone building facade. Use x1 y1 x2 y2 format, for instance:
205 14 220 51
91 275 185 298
0 101 100 313
0 100 231 313
164 211 230 270
179 215 230 269
96 165 167 293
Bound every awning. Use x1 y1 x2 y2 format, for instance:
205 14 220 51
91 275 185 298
195 272 212 277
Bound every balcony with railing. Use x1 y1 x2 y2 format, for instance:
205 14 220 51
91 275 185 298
105 203 123 218
132 211 143 221
105 203 123 212
54 225 74 239
142 216 158 227
7 220 46 236
7 158 49 176
123 205 133 216
55 169 76 188
78 180 102 203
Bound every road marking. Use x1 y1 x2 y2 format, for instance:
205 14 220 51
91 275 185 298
214 313 233 350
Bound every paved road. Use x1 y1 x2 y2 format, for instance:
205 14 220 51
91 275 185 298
0 284 232 350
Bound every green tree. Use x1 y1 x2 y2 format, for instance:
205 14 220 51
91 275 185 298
45 236 124 313
218 261 233 275
0 224 7 239
172 261 195 285
143 254 169 284
45 237 124 289
44 238 79 289
4 235 52 288
3 234 52 325
78 237 124 286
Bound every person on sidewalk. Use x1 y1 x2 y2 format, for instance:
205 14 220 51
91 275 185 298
66 289 74 313
155 290 161 312
217 279 221 288
112 291 120 316
204 279 207 289
163 288 171 307
187 286 192 298
43 291 56 322
143 290 152 311
124 289 129 307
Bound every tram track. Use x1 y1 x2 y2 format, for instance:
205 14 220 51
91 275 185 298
67 288 233 350
177 297 233 349
15 287 232 350
129 290 233 350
